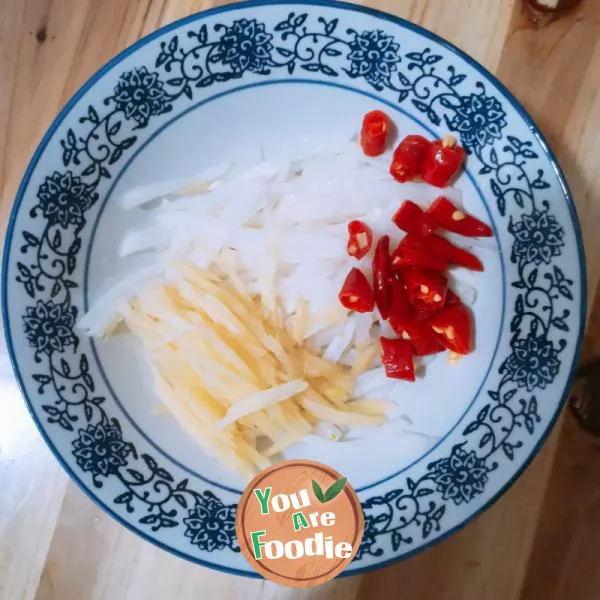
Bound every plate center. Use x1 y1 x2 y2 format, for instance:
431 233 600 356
84 82 504 490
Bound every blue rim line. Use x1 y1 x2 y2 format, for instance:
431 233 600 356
83 77 506 496
1 0 587 579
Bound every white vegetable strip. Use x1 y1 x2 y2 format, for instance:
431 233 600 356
354 367 390 397
77 265 165 337
323 319 356 364
121 162 232 209
120 226 169 257
313 421 344 441
354 313 374 347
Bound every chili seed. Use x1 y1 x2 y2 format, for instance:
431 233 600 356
442 134 457 148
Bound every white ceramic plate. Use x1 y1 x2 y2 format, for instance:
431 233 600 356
2 0 585 576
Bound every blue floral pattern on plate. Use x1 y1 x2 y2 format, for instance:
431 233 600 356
112 67 173 127
215 18 274 74
3 2 582 576
346 29 401 88
183 491 239 552
449 92 507 153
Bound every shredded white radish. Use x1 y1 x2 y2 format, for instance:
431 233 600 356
78 265 165 337
354 313 375 347
312 422 345 442
354 367 390 397
121 162 232 209
323 319 356 364
80 143 492 478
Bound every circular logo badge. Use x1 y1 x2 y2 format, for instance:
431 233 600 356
236 460 364 587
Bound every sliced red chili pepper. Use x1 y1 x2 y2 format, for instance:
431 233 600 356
426 234 484 271
421 136 466 188
403 321 445 356
380 336 415 381
427 196 493 237
372 235 392 320
360 110 390 157
388 277 412 335
347 220 373 260
390 135 431 183
414 306 441 322
391 235 449 273
446 289 461 306
392 200 437 236
427 304 474 355
403 268 448 309
338 268 375 313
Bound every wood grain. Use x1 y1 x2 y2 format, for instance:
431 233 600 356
1 0 600 599
495 0 600 308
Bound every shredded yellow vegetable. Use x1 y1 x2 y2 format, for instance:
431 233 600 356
116 258 386 478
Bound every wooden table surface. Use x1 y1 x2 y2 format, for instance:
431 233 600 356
2 0 600 599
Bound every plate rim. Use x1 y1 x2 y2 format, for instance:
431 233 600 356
1 0 587 578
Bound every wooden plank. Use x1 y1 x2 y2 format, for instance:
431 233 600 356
518 413 600 600
0 353 68 600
